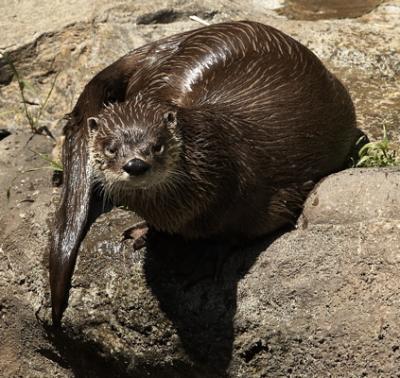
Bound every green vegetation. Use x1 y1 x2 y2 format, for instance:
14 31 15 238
356 125 399 168
29 149 63 172
1 53 63 201
1 52 58 138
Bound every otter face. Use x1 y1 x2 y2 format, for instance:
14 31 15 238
88 104 181 193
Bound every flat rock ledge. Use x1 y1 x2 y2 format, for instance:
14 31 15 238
28 167 400 377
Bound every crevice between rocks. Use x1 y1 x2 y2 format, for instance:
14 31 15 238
136 8 218 25
0 129 11 141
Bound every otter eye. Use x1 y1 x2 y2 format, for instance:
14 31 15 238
104 145 117 158
152 143 164 155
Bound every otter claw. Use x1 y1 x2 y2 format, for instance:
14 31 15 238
121 221 149 250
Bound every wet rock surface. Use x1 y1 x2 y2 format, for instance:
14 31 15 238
1 1 400 376
280 0 385 20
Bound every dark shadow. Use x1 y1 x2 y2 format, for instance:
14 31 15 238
143 227 288 376
0 128 11 141
42 324 129 378
42 323 199 378
42 225 289 377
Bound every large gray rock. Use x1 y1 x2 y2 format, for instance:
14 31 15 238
300 168 400 225
1 1 400 377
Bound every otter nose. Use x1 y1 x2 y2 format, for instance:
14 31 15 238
123 158 150 176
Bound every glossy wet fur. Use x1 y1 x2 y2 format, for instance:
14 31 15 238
89 101 182 192
49 21 358 325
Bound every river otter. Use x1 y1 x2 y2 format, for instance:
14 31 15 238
50 21 359 326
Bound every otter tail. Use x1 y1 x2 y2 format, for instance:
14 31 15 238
49 122 94 326
48 55 135 326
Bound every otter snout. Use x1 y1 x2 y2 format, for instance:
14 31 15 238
123 158 151 176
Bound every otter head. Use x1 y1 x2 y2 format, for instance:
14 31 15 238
88 102 182 196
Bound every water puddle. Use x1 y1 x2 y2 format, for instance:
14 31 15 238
279 0 384 20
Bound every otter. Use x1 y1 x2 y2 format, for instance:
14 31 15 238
50 21 360 326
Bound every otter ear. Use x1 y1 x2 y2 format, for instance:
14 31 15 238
163 110 177 129
87 117 99 133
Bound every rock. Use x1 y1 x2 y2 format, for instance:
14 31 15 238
0 133 70 377
1 1 400 377
300 168 400 226
29 168 400 377
0 58 13 86
279 0 384 20
136 9 180 25
1 1 398 144
0 0 115 52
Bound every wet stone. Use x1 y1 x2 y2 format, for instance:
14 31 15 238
279 0 384 20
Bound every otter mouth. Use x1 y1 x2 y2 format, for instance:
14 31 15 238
118 170 165 190
94 156 172 192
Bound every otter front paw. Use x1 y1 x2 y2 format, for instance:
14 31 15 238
122 221 149 250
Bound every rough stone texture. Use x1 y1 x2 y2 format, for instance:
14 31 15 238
1 1 400 377
0 133 70 377
36 168 400 377
300 168 400 226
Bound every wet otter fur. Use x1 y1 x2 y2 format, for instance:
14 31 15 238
50 21 360 325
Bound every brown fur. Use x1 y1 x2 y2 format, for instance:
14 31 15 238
49 21 359 325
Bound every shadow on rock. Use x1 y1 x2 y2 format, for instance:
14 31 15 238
143 228 285 375
41 324 132 378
